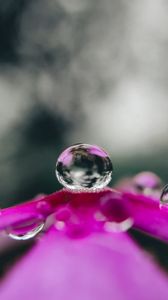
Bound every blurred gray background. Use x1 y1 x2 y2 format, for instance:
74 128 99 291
0 0 168 207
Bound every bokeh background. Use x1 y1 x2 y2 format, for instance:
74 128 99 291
0 0 168 208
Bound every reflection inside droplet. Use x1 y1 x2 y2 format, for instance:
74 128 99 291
6 218 45 240
56 143 113 190
160 184 168 205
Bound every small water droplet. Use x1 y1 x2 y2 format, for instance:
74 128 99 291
160 184 168 205
36 200 52 216
56 143 113 190
6 219 45 240
99 191 133 232
133 172 162 196
100 191 131 220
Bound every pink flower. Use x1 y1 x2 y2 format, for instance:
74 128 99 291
0 172 168 300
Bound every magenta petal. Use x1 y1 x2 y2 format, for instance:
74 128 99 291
0 189 113 231
1 229 168 300
0 190 69 230
125 192 168 242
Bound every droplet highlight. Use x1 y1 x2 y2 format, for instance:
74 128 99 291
56 143 113 190
6 218 45 240
104 219 133 233
160 184 168 205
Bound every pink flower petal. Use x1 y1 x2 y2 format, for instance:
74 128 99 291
0 228 168 300
1 187 168 243
0 190 69 230
124 192 168 242
0 189 112 231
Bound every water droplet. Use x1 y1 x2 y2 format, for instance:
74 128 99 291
99 191 133 232
56 143 113 190
160 184 168 205
133 172 162 196
36 200 52 216
6 219 45 241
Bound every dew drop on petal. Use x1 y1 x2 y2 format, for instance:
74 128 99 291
133 171 162 196
55 143 113 191
6 219 45 241
100 191 131 221
100 191 133 232
36 200 52 216
160 184 168 205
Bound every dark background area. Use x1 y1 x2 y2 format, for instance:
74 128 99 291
0 0 168 209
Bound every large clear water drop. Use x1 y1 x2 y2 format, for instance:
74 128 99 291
6 218 45 241
56 143 113 190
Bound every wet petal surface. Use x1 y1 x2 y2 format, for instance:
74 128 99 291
0 228 168 300
124 192 168 242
